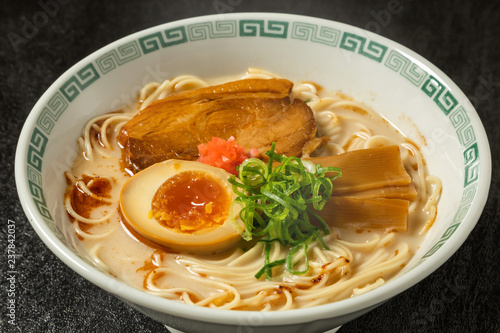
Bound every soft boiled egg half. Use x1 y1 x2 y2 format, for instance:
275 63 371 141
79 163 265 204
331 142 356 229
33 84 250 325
119 160 244 253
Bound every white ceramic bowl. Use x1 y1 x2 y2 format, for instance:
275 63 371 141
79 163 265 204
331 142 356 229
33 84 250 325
15 13 491 333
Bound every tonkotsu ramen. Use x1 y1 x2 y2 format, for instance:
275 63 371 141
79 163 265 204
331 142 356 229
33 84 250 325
64 68 441 311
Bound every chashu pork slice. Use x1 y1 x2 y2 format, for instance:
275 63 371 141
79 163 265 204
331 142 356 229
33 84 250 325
118 78 319 173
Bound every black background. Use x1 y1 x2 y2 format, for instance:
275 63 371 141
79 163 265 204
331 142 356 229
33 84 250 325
1 1 499 332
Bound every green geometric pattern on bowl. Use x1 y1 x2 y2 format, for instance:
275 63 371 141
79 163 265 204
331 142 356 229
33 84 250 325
26 18 480 263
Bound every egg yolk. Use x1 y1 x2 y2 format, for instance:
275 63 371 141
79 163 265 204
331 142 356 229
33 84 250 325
150 171 231 233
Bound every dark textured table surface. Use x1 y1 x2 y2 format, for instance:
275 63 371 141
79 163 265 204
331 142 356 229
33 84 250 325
1 1 499 332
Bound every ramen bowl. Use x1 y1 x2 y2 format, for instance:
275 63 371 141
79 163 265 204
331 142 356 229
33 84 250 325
15 13 491 333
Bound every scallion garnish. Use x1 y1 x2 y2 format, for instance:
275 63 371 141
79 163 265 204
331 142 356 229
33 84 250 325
229 143 341 279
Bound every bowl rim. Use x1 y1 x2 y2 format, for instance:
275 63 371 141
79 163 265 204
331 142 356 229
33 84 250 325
15 12 492 326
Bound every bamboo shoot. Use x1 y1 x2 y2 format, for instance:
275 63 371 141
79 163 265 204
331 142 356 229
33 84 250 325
309 145 411 195
317 197 409 231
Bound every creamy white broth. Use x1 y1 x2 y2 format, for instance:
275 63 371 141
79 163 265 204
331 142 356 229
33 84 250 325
65 69 440 310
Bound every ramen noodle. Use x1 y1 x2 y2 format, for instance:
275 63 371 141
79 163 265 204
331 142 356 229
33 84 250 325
64 68 441 311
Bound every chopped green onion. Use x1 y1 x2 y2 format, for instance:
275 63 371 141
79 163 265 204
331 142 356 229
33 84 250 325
230 142 341 279
287 242 309 275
